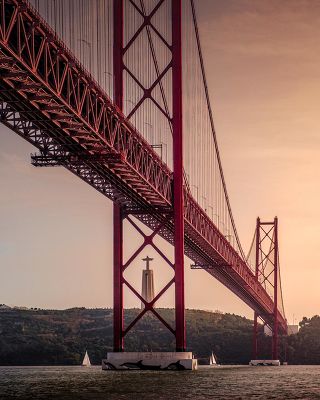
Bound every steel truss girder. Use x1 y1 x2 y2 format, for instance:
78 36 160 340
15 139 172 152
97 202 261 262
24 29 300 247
0 0 287 333
0 0 172 205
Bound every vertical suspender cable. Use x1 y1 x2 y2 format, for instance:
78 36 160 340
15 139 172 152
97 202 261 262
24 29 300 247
190 0 245 260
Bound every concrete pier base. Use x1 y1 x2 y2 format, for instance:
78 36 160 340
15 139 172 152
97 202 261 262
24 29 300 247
102 352 197 370
249 359 280 366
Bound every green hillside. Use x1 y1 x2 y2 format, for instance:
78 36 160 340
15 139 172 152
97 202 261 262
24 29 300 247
0 308 253 365
287 316 320 364
0 307 319 365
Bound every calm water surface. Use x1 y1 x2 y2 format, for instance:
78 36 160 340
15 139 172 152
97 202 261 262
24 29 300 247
0 365 319 399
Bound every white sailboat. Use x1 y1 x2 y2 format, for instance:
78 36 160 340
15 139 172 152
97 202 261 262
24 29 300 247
82 350 91 367
209 352 218 366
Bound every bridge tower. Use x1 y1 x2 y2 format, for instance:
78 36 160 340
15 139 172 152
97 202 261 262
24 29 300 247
252 217 280 362
112 0 186 354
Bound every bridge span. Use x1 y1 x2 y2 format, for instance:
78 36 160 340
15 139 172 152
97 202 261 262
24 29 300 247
0 0 287 362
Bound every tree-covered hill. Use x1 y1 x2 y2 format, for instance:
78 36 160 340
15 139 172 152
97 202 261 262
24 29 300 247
0 308 253 365
0 307 318 365
287 315 320 364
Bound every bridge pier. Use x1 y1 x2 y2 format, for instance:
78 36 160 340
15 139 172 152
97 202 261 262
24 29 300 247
102 352 197 371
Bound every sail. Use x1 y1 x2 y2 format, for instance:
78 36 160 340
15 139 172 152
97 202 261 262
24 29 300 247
210 352 217 365
82 350 91 366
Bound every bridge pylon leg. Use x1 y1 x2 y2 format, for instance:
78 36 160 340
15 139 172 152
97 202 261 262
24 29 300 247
252 218 260 360
272 217 279 360
252 311 258 359
172 0 185 352
113 204 124 352
113 0 124 353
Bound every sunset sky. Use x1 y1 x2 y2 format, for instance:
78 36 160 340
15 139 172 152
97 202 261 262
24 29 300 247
1 0 320 325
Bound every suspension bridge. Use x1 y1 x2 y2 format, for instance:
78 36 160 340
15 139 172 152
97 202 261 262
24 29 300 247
0 0 287 369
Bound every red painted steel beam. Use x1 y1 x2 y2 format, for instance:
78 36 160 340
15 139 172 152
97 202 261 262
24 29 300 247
252 312 258 359
272 217 279 359
113 0 124 352
113 204 124 351
172 0 185 352
113 0 123 109
252 217 260 359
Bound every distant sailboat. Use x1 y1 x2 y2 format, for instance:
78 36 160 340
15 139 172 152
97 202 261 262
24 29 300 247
82 350 91 367
209 352 218 366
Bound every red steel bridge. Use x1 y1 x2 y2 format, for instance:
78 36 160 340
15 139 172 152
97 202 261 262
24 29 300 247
0 0 287 359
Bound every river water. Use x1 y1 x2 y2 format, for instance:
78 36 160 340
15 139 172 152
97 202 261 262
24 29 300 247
0 365 319 399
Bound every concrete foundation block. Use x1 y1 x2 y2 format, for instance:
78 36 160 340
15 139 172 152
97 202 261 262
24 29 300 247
249 359 280 366
102 351 197 370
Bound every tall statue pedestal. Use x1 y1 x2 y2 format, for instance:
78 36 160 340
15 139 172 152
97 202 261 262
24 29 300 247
102 352 197 370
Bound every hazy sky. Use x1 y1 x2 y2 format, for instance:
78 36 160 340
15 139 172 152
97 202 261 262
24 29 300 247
1 0 320 324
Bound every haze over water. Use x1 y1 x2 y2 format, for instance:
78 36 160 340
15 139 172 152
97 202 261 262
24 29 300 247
1 365 319 400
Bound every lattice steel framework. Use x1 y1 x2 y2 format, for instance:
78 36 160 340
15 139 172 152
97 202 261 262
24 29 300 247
252 217 284 360
112 0 186 351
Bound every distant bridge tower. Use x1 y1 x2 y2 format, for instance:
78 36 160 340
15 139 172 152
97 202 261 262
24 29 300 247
141 256 155 309
252 217 283 361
